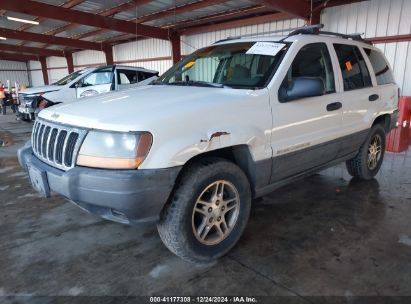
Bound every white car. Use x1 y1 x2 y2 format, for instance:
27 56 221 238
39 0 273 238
18 25 399 263
18 65 159 121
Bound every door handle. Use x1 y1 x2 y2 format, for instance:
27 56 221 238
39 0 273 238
369 94 379 101
326 102 342 111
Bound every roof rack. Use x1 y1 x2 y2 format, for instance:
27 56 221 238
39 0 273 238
319 31 370 44
284 23 371 44
213 36 242 44
213 26 304 44
213 24 371 45
287 23 324 36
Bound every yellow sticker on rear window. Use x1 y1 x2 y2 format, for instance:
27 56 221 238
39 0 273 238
184 61 196 68
345 61 353 71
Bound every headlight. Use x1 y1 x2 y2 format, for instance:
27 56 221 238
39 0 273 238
76 131 152 169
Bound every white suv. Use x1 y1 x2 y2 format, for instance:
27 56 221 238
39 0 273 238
18 25 399 263
18 65 158 121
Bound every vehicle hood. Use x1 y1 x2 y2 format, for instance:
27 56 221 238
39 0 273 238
20 85 60 95
39 85 264 132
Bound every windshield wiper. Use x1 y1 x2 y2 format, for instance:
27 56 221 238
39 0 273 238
167 80 229 88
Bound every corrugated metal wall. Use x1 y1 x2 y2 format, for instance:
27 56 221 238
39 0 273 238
322 0 411 95
73 50 106 68
47 56 68 84
113 38 173 74
181 18 305 55
28 61 44 87
0 60 29 86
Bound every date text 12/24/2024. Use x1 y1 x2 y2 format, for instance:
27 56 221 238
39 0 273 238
150 297 258 303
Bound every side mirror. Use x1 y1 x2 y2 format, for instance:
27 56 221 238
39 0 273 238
279 77 325 102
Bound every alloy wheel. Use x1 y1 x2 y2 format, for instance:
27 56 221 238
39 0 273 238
191 180 240 246
367 134 382 170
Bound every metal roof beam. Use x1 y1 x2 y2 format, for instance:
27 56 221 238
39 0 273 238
0 51 38 61
0 27 103 50
0 43 65 57
178 12 293 35
368 34 411 44
170 5 270 30
135 0 229 24
16 0 85 32
44 0 152 37
1 0 169 40
256 0 310 19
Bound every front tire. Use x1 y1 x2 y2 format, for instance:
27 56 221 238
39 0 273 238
346 124 386 180
157 158 251 264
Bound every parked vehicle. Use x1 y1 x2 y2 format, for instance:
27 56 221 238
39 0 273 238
18 65 159 121
18 25 399 263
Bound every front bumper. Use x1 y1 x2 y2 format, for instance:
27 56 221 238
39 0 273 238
18 106 35 114
18 144 181 224
18 106 35 121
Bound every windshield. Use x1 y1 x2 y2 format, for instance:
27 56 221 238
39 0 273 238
53 69 88 86
156 41 288 89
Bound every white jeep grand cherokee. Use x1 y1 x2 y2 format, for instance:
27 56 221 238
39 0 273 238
18 25 399 263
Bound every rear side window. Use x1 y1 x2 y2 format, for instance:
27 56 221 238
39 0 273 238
117 69 138 84
363 48 395 85
334 44 372 91
138 71 157 81
283 43 336 95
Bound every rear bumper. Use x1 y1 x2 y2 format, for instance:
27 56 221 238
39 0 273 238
18 144 181 224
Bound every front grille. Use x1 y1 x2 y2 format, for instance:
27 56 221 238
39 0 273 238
31 119 87 170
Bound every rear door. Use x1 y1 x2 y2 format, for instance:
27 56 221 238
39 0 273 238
270 42 343 182
116 69 158 90
332 44 376 157
136 71 159 86
362 47 399 116
116 68 139 91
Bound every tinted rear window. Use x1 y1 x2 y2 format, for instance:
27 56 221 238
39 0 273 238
334 44 372 91
363 48 395 85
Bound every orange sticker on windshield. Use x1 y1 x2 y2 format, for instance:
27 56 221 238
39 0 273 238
345 61 353 71
184 61 196 68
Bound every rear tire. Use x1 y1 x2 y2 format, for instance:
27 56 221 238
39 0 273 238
157 157 251 264
346 124 386 180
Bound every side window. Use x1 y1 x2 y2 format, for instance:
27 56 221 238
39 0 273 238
363 48 395 85
81 68 113 87
117 69 138 84
281 43 335 99
334 44 372 91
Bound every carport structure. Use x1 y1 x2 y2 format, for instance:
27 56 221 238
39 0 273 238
0 0 400 85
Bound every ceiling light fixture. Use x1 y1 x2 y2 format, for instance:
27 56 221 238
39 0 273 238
7 16 39 25
0 37 7 40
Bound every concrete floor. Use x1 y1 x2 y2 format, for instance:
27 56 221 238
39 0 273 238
1 111 411 301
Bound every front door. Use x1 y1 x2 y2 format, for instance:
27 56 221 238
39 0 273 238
76 66 114 99
270 42 343 182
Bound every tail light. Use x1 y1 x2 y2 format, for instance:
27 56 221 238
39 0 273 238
37 97 55 108
38 99 48 108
